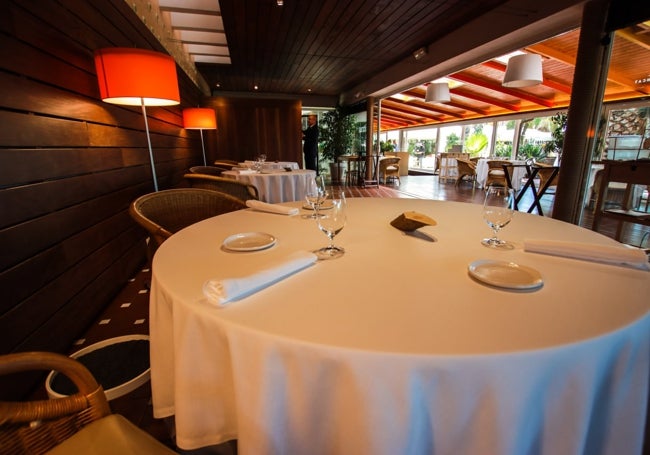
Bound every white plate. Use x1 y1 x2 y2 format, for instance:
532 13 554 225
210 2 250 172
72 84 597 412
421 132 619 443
223 232 276 252
468 259 543 290
302 201 334 211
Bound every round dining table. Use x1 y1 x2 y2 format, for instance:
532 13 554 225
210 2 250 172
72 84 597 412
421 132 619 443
221 169 316 203
149 198 649 455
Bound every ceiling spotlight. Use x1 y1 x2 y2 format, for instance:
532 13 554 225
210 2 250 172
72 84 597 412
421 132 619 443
413 47 427 61
277 0 283 5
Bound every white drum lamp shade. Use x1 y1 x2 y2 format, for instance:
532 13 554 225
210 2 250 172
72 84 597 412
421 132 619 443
502 54 543 88
425 82 451 103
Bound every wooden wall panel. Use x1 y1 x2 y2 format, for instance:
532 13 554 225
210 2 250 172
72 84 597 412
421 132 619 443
0 0 204 390
207 97 303 165
0 0 301 399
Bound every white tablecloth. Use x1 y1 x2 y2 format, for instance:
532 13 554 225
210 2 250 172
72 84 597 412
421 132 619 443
150 198 650 454
241 161 300 171
476 158 528 189
222 169 316 203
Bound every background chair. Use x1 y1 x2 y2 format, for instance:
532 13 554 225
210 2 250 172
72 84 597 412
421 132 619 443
188 165 228 176
184 173 260 201
0 351 176 454
455 158 477 187
484 160 510 188
213 159 239 170
378 157 401 184
129 188 247 258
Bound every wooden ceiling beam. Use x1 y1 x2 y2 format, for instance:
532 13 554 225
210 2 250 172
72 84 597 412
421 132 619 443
401 88 490 115
450 72 555 108
528 42 640 91
615 27 650 51
451 87 521 111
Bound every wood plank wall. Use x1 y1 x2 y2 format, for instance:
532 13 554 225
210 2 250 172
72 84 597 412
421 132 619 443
0 0 307 398
0 0 205 398
206 97 303 165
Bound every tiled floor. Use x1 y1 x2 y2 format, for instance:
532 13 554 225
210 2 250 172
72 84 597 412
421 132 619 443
75 174 649 453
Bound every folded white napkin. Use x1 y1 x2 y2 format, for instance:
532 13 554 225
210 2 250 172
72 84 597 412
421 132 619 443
246 199 299 215
233 169 257 174
524 239 650 270
203 251 317 306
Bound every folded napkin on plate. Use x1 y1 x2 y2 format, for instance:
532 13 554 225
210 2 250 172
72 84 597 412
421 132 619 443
203 251 317 306
246 199 299 215
524 238 650 270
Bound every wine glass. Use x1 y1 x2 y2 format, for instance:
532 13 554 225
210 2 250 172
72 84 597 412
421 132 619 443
304 175 328 218
481 186 514 249
315 190 347 259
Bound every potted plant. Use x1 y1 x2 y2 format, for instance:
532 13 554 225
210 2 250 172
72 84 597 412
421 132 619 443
319 106 356 182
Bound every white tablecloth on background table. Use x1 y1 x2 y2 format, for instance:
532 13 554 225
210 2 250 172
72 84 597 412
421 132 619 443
150 198 649 454
222 169 315 203
241 161 300 171
476 158 527 189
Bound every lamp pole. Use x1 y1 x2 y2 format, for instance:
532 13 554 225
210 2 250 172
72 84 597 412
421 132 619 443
141 98 159 192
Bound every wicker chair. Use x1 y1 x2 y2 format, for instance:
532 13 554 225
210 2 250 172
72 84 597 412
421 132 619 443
129 188 247 257
184 173 260 201
378 157 401 184
213 159 239 169
188 165 228 176
484 160 510 188
0 351 175 455
455 158 477 187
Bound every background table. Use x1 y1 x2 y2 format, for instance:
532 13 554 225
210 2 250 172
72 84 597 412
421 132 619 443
241 161 300 171
222 169 315 203
476 158 527 189
150 198 649 454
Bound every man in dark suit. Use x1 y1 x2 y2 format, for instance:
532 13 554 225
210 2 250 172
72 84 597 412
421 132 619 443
302 113 319 173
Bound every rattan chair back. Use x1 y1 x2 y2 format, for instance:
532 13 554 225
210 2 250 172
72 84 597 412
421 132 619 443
0 352 111 455
485 160 510 188
189 165 227 176
455 158 477 187
184 173 260 201
213 159 239 169
129 188 247 256
378 157 401 184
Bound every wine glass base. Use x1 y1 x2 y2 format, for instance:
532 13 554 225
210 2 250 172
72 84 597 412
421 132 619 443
314 246 345 260
481 238 514 250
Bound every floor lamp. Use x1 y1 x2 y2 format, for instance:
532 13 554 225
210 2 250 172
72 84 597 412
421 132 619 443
182 108 217 166
94 48 180 192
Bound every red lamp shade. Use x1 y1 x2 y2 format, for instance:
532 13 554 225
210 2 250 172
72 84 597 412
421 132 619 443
183 108 217 130
94 47 180 106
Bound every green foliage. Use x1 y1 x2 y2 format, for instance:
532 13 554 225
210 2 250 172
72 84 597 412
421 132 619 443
542 112 568 156
463 132 488 157
516 142 544 160
445 133 460 150
494 141 512 157
319 107 356 162
407 139 435 156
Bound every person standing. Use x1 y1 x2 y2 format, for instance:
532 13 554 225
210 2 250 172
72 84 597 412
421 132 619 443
302 113 319 173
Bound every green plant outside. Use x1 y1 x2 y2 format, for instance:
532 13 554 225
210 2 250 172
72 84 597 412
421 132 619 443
319 107 356 163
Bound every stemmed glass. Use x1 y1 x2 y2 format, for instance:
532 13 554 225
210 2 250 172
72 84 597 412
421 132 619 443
304 175 328 218
314 190 347 259
481 186 514 249
254 154 267 172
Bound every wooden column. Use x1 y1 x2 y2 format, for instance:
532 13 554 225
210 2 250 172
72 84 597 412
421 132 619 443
553 0 612 223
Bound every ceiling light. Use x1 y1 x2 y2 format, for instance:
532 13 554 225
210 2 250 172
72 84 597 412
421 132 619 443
413 47 427 61
502 53 543 88
425 82 450 103
277 0 283 5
